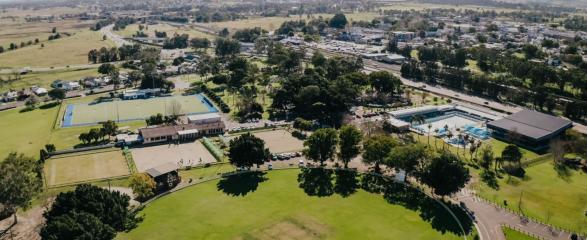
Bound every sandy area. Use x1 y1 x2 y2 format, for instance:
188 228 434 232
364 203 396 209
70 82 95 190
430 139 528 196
131 141 217 172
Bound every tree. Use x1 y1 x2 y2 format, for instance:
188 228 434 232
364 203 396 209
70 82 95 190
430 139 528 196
101 120 118 136
303 128 339 166
0 152 42 216
311 51 327 68
98 63 116 75
45 144 56 153
25 95 39 109
501 144 522 169
190 37 211 51
219 28 229 37
338 125 362 168
215 38 240 58
369 71 401 101
129 173 155 202
420 152 471 196
40 211 116 240
329 13 348 29
362 135 398 173
48 88 66 101
386 144 427 179
228 133 269 169
43 184 133 232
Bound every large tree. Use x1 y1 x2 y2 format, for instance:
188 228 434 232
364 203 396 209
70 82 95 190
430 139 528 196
0 152 42 216
303 128 339 166
329 13 348 29
386 144 428 179
419 152 470 196
43 184 133 232
362 135 398 173
228 133 269 169
215 38 240 58
40 211 115 240
338 125 362 168
129 173 156 202
501 144 522 169
48 88 66 101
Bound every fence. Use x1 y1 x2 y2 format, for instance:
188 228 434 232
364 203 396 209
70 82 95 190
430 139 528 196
472 192 584 238
503 224 548 240
48 143 115 157
123 147 137 174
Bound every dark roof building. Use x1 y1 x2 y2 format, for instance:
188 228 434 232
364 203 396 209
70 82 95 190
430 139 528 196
487 110 572 152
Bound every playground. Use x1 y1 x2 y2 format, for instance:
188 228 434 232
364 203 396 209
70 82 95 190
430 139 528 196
62 94 217 127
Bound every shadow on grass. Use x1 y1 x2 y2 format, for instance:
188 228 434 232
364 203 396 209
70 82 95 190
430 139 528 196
334 169 358 198
554 163 573 183
481 170 499 190
39 102 60 109
358 174 475 236
217 171 267 197
297 168 334 197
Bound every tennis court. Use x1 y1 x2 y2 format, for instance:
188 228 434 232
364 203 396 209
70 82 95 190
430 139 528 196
62 94 217 127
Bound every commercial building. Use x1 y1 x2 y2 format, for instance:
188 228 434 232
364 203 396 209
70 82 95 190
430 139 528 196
139 115 225 144
487 110 573 152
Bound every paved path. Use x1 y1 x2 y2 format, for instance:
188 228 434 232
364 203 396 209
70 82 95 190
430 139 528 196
454 189 572 240
99 24 131 47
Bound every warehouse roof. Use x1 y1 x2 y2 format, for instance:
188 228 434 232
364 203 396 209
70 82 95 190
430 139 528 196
487 110 572 140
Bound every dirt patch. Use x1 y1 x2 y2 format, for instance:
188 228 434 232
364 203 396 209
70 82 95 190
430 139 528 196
239 216 329 240
229 130 304 154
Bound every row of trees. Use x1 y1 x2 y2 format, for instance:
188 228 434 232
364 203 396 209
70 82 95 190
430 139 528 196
78 121 118 144
88 44 142 64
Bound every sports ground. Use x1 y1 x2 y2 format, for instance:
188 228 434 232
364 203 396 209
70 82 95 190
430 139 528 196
43 149 130 187
62 94 217 127
118 169 469 240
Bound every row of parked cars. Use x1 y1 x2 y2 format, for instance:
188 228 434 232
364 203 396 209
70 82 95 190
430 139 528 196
270 152 302 161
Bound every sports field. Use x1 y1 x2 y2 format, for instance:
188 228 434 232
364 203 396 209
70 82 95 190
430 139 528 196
43 149 130 187
63 94 217 127
118 170 467 240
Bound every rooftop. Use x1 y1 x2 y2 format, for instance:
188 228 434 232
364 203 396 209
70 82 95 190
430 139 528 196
487 110 572 140
145 162 178 178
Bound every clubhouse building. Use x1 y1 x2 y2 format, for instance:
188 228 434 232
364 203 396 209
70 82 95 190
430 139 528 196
139 113 225 144
487 110 573 152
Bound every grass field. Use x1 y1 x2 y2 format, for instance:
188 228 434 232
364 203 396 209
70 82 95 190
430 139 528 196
0 19 95 51
502 227 538 240
115 23 215 40
118 169 465 240
43 149 130 187
203 13 380 32
0 96 146 160
0 29 115 67
0 67 100 92
473 161 587 234
64 94 216 126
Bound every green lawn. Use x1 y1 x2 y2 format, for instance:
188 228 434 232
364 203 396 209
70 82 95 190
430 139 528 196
0 67 100 92
119 169 466 240
473 161 587 234
502 227 538 240
0 98 145 160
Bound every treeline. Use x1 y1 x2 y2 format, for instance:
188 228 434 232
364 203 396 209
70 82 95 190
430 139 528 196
163 34 189 49
276 19 328 36
87 44 143 64
192 11 245 23
233 27 267 43
91 17 136 31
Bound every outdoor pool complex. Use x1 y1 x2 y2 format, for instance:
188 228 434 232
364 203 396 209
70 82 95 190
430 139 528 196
62 94 218 127
390 105 499 141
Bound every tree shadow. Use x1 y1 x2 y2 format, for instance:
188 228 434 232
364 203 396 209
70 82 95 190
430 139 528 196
297 168 334 197
334 169 358 198
554 163 573 183
481 170 499 190
217 171 267 197
376 176 473 236
39 102 60 109
360 172 391 194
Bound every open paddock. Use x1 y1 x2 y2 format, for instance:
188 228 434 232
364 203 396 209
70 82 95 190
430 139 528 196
43 149 130 187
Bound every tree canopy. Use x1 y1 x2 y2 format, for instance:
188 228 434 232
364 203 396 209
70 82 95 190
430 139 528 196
338 125 362 168
303 128 339 166
228 133 269 169
0 152 42 215
329 13 348 29
419 152 470 196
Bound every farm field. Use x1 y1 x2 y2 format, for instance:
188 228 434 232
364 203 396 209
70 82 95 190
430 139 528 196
0 29 115 68
473 160 587 234
202 12 381 32
43 149 130 186
63 94 217 126
0 19 96 51
115 23 215 40
118 169 467 240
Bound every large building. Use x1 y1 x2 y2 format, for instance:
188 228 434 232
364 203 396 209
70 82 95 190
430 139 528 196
487 110 573 152
139 114 225 144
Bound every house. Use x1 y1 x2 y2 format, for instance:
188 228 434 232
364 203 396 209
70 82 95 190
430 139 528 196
145 162 180 192
31 86 48 96
187 113 222 125
2 91 18 102
240 42 255 53
51 80 81 91
122 88 161 100
487 110 573 152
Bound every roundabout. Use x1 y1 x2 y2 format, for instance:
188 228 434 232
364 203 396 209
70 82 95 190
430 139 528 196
117 168 474 240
